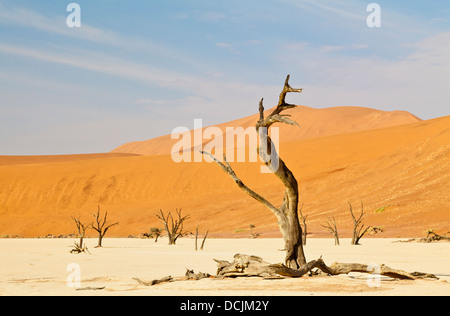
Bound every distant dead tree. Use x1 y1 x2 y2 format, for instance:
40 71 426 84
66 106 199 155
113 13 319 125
249 224 261 239
349 201 371 245
156 209 190 245
298 204 308 245
91 206 118 248
70 216 90 254
195 226 209 251
321 215 340 245
202 75 307 269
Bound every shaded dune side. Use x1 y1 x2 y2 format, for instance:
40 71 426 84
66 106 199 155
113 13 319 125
0 116 448 238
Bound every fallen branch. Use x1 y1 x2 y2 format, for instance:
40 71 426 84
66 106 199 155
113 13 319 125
395 231 450 243
133 269 211 286
134 253 438 288
215 254 438 280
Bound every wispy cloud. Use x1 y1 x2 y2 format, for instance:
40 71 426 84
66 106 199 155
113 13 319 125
283 31 450 119
0 3 117 44
0 3 203 69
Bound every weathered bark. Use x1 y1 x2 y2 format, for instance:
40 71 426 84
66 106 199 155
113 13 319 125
214 254 438 280
133 254 438 287
202 75 306 268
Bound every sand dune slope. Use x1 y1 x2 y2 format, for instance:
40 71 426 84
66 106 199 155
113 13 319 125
111 106 421 156
0 153 140 166
0 114 448 238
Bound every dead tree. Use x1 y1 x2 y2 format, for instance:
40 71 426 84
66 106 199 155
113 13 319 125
70 216 90 254
349 201 371 245
195 227 209 251
91 206 118 248
298 204 308 245
321 215 340 245
156 209 190 245
202 75 306 269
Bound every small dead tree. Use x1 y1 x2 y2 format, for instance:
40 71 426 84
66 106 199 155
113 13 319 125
91 206 118 248
156 209 190 245
70 216 90 254
349 201 371 245
298 204 308 245
321 215 340 246
249 224 261 239
150 227 163 242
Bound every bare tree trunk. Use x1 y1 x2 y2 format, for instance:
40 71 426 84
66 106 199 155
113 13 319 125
195 226 199 251
200 231 208 250
202 75 307 268
322 215 340 245
213 254 438 280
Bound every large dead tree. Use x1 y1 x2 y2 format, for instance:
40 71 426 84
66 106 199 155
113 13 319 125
135 75 439 287
202 75 306 268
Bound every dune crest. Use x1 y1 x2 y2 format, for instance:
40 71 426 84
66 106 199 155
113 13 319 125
110 106 422 156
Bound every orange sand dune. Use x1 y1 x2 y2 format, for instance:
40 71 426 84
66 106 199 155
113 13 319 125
0 112 448 239
111 106 421 156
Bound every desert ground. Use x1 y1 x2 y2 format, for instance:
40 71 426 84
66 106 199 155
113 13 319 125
0 237 449 296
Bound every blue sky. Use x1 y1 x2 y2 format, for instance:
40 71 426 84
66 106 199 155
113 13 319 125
0 0 449 155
